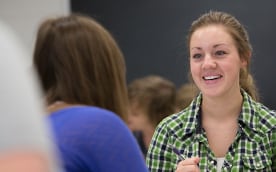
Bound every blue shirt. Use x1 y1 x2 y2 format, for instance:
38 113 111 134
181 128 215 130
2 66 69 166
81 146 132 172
49 106 148 172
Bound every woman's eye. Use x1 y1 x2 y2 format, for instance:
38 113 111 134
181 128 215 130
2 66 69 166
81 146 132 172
192 54 202 59
215 50 227 56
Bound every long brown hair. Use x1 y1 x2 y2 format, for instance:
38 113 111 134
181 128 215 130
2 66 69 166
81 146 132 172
33 14 128 120
186 11 259 101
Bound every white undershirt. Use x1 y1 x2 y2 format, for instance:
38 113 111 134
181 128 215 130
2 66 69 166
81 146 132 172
216 157 225 172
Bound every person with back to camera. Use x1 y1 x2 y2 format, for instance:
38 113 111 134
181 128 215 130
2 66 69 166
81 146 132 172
127 75 176 158
146 11 276 171
33 13 149 172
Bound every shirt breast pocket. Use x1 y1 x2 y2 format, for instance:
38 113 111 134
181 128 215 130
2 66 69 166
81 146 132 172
242 152 272 171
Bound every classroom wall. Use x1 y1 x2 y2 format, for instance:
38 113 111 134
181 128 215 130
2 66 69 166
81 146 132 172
71 0 276 110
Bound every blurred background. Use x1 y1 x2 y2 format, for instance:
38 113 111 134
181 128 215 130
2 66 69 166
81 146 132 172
2 0 276 109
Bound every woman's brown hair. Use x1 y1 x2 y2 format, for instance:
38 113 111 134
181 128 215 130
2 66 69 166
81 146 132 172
33 14 128 120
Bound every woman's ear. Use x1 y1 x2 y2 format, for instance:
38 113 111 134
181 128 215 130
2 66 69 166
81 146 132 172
241 58 247 67
241 51 251 67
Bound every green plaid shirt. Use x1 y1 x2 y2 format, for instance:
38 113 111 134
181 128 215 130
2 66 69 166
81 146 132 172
146 90 276 171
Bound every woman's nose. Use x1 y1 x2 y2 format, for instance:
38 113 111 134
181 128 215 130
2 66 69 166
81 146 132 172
202 55 217 69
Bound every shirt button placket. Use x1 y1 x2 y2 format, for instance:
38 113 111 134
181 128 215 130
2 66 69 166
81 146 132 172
256 163 261 168
208 159 216 171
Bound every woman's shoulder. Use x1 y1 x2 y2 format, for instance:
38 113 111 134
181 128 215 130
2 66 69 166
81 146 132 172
162 94 201 126
242 90 276 132
254 102 276 131
243 98 276 135
50 106 120 120
50 106 148 172
156 105 199 138
49 106 127 133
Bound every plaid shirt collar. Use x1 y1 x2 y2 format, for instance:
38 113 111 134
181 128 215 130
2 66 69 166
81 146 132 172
181 89 267 139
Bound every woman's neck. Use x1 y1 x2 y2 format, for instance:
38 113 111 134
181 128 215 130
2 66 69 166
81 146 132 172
142 125 155 149
46 101 73 114
201 90 243 121
201 91 242 157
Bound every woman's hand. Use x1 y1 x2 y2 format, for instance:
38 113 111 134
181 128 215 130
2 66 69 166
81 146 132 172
175 157 200 172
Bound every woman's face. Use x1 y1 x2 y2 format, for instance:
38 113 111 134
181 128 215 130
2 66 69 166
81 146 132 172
189 25 247 98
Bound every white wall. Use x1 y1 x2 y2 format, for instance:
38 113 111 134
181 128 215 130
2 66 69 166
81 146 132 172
0 0 70 64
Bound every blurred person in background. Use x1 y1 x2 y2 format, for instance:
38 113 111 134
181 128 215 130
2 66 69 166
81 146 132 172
128 75 176 158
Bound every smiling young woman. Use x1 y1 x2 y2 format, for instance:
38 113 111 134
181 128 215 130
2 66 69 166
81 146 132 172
146 11 276 172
